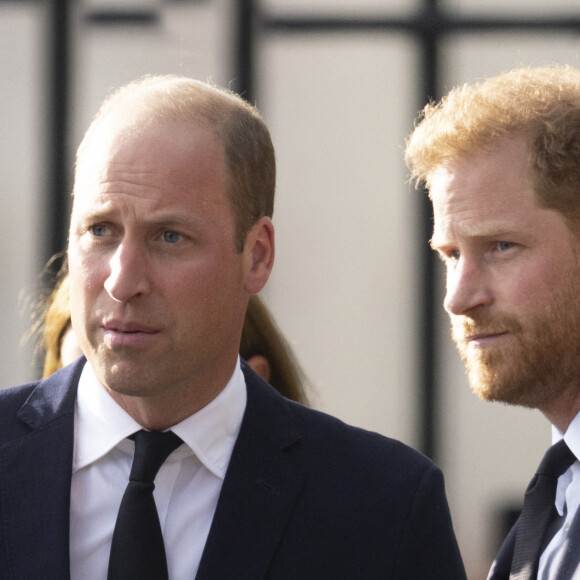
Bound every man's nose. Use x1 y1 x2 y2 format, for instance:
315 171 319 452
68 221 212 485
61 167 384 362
443 257 492 316
104 242 151 303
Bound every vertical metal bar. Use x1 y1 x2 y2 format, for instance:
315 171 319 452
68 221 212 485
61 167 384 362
232 0 255 103
45 0 71 280
417 0 440 461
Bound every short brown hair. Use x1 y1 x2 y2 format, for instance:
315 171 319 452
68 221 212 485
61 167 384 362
76 75 276 250
405 65 580 222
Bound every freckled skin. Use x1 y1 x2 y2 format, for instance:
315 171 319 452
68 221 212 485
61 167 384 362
430 136 580 431
68 118 274 430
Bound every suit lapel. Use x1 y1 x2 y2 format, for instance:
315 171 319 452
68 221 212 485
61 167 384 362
488 519 518 580
196 365 306 580
0 361 81 579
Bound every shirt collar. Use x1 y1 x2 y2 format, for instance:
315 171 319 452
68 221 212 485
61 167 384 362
553 411 580 461
551 412 580 516
73 358 247 480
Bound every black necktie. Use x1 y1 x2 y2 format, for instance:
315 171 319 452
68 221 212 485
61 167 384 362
108 430 183 580
510 439 576 580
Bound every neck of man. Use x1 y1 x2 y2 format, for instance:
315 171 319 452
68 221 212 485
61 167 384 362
541 381 580 434
103 364 237 431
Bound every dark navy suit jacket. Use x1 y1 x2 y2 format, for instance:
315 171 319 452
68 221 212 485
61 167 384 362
0 358 466 579
488 524 517 579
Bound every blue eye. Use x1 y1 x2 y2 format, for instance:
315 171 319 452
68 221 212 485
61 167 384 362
91 224 108 237
162 231 180 244
498 241 514 251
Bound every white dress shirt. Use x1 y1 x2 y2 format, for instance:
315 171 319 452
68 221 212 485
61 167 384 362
69 358 247 580
538 411 580 579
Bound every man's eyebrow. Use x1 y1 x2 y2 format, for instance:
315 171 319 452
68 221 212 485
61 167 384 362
75 207 114 222
429 231 451 249
429 224 518 250
152 215 188 224
143 215 200 229
76 210 194 226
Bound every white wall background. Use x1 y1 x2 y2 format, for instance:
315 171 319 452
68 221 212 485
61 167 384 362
2 1 579 577
0 3 46 386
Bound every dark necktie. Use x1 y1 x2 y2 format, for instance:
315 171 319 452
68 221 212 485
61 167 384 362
510 439 576 580
108 430 183 580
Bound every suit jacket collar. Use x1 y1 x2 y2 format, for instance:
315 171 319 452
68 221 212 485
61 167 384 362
16 359 82 430
1 359 83 579
196 361 306 580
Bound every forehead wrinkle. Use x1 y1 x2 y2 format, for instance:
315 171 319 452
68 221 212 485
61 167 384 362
74 181 171 214
99 166 168 199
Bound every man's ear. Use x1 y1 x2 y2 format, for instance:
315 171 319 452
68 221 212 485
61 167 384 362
243 217 275 294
